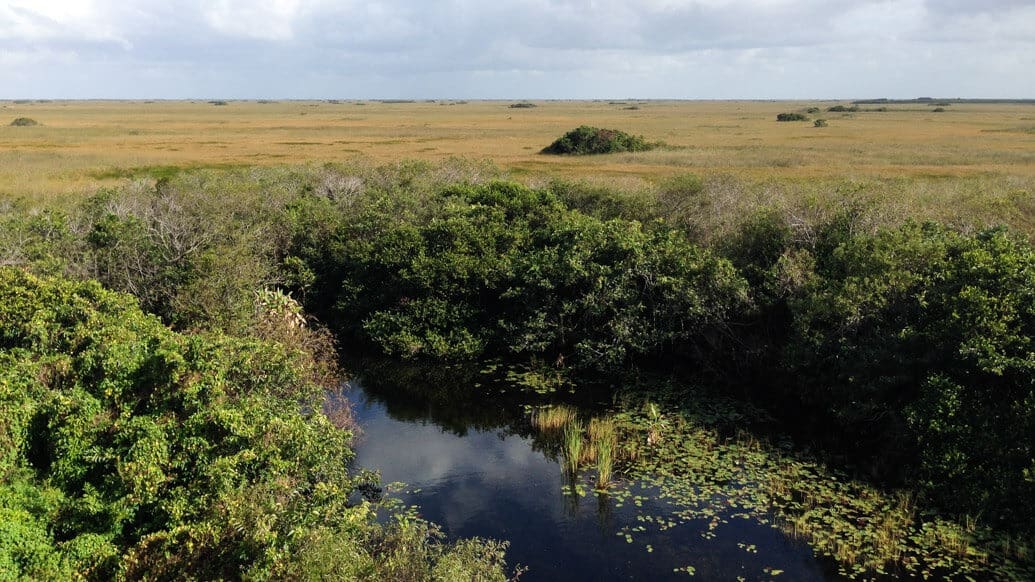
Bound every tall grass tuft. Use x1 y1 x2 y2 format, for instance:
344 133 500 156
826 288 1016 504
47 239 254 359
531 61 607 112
588 417 618 489
595 436 615 489
533 405 576 433
564 418 584 474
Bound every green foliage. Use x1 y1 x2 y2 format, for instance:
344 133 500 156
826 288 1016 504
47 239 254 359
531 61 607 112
541 126 655 155
0 268 510 580
776 113 809 122
548 178 657 222
827 105 859 113
813 119 828 127
0 209 79 277
780 223 1035 529
78 178 283 330
293 181 748 374
9 117 39 127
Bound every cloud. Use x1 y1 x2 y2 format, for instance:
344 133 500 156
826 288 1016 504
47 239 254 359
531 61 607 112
203 0 303 41
0 0 1032 98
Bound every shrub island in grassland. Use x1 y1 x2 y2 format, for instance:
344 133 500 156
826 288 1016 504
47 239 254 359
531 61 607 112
541 125 656 155
9 117 40 126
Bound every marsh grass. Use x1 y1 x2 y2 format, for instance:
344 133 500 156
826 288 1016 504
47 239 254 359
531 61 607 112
5 100 1035 204
589 418 618 490
532 405 576 433
563 418 584 475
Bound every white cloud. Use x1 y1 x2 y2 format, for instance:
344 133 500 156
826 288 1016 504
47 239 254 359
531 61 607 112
0 0 128 45
0 0 1032 98
202 0 304 41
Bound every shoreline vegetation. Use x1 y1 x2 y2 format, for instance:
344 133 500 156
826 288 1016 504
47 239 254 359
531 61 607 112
2 101 1035 579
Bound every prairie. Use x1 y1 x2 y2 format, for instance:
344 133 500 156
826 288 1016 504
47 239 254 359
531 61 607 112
2 99 1034 203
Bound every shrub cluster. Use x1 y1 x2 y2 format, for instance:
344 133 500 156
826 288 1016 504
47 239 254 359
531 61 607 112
9 117 39 126
0 268 509 580
292 181 748 373
728 213 1035 532
541 126 655 155
776 113 809 122
778 223 1035 528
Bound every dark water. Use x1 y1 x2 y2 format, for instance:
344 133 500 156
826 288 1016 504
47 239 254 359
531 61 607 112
343 380 839 581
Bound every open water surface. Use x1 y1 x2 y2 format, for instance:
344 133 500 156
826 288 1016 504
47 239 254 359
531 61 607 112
343 380 841 581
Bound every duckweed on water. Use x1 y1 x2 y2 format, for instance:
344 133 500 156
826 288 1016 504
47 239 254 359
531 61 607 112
538 400 1035 581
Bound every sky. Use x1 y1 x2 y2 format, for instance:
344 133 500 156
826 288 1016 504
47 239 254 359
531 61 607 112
1 0 1033 99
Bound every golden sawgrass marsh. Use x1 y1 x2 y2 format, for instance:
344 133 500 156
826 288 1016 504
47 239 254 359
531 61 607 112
2 99 1034 202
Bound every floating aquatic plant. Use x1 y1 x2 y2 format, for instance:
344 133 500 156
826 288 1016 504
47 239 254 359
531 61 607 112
535 396 1034 580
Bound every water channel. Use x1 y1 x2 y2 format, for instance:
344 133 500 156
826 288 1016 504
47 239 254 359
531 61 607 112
342 376 844 581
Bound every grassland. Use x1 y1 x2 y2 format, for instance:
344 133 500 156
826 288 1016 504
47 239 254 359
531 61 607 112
2 99 1034 203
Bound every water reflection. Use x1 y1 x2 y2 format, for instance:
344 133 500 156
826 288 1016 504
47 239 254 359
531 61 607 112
344 379 837 581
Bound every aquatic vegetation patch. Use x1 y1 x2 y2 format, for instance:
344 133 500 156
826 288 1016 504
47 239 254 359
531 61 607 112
563 418 585 475
531 404 577 433
542 399 1034 580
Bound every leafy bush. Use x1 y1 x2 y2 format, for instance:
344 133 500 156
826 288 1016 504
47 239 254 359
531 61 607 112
778 223 1035 529
827 105 858 113
508 102 537 109
776 113 809 122
813 119 828 127
541 126 655 155
0 268 510 580
9 117 39 126
291 181 748 374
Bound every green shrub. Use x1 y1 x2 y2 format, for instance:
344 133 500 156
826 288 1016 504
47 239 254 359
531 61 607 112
814 119 828 127
780 223 1035 529
291 181 748 374
508 102 537 109
9 117 39 126
776 113 809 122
827 105 858 113
0 268 511 580
541 125 655 155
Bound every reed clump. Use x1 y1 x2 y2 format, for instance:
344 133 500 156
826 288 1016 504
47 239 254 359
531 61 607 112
532 405 576 432
563 418 584 474
589 417 618 489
